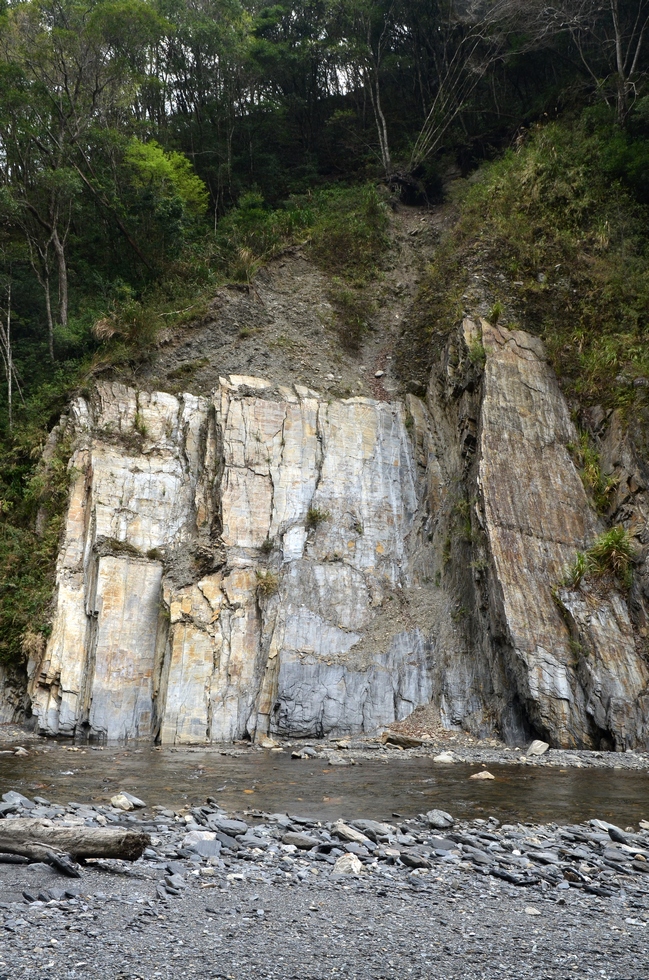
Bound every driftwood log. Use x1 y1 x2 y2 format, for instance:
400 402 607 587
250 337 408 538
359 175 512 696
0 819 149 863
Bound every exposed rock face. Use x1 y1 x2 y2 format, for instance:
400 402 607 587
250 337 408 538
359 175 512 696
22 321 649 747
27 377 436 742
422 319 649 749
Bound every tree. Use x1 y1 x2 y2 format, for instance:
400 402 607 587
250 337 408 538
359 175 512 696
538 0 649 123
0 0 168 338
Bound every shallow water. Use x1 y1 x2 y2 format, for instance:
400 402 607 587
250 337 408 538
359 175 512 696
1 740 649 825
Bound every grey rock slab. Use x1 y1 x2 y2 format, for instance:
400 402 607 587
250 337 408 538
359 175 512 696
1 791 34 808
120 791 147 808
527 739 550 756
190 839 222 858
351 819 393 840
426 809 454 829
207 816 248 835
400 851 431 869
281 832 319 850
165 874 186 890
331 820 369 844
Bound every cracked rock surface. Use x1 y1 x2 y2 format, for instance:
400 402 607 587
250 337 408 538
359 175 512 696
18 315 649 748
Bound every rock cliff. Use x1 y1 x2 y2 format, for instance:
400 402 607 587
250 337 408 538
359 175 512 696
23 319 649 748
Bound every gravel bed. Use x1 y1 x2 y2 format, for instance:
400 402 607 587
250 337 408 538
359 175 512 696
2 787 649 978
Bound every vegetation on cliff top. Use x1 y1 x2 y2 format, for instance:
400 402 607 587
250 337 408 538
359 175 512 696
406 109 649 415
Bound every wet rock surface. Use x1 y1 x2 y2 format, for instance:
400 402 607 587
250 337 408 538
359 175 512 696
1 788 649 978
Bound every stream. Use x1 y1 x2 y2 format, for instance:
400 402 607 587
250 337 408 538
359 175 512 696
1 740 649 825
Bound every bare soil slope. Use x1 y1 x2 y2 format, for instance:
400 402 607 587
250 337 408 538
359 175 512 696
134 203 452 398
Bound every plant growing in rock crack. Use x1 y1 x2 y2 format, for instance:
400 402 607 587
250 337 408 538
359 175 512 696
561 526 636 590
467 338 486 369
133 412 148 438
452 498 473 542
568 433 618 514
488 300 503 324
260 537 274 555
306 506 330 530
256 569 279 597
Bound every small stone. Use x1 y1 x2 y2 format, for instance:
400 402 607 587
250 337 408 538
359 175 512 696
525 907 542 916
400 851 431 869
120 791 146 808
375 370 385 378
165 874 186 890
13 747 29 757
433 752 455 763
208 816 248 836
469 771 495 780
282 832 318 850
332 820 369 844
183 830 217 847
426 809 454 829
527 740 550 757
351 819 392 840
110 793 134 811
332 853 364 876
258 736 280 749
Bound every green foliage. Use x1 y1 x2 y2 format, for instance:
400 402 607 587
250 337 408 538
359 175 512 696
568 433 618 513
467 338 486 369
410 114 649 411
488 301 503 324
306 506 330 530
0 433 73 664
125 140 209 218
308 185 388 284
563 526 636 590
213 184 388 286
256 568 278 597
327 279 371 352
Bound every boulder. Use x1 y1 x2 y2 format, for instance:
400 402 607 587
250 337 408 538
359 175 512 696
426 809 454 829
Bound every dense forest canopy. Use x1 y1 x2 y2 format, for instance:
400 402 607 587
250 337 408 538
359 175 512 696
0 0 648 664
0 0 647 379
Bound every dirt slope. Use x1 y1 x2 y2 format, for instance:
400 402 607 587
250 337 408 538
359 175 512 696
134 203 452 398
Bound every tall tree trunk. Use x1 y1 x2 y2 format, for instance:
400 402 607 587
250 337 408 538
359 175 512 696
365 67 391 175
44 270 54 360
6 280 11 432
51 228 68 327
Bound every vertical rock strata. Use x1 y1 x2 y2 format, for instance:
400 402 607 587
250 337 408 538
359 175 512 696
27 378 433 742
24 323 649 747
475 323 648 746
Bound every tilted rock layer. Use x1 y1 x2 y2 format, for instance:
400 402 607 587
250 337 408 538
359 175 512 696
24 322 649 747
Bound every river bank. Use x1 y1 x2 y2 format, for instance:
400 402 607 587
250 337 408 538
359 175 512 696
1 784 649 979
3 725 649 824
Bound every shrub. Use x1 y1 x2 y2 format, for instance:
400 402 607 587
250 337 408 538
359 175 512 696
256 569 279 597
306 506 330 530
400 112 649 412
308 184 388 283
467 338 486 369
327 279 371 352
563 526 636 590
568 433 617 513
